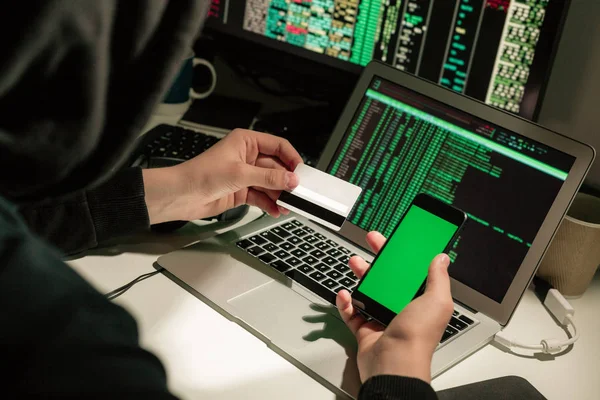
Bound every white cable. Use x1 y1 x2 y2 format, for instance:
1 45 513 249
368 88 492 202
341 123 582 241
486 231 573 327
494 289 579 355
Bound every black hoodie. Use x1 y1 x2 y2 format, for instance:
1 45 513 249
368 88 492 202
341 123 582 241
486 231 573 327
0 1 437 398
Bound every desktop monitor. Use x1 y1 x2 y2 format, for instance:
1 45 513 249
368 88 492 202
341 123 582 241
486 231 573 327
205 0 571 121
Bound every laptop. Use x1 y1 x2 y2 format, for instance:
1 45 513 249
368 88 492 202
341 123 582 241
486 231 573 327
156 61 595 399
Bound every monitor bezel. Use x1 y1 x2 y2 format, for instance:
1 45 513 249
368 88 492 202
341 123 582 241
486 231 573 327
317 61 595 326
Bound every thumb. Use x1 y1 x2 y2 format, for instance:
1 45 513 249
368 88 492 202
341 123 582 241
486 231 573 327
243 165 299 191
424 254 451 299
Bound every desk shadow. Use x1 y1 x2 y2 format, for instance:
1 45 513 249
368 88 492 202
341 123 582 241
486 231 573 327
65 218 241 261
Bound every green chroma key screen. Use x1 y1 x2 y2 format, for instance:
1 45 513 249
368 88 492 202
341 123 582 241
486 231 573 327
357 205 459 313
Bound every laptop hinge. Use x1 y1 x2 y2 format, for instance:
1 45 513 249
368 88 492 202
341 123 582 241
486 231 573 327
453 298 477 314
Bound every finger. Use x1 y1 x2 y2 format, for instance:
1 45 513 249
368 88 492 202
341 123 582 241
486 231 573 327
348 255 370 279
336 289 368 335
424 254 452 299
238 129 303 170
366 231 387 254
246 189 280 217
255 155 287 171
244 165 299 191
253 186 281 203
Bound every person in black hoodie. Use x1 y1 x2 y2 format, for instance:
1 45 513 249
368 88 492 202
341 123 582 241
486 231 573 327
0 1 452 398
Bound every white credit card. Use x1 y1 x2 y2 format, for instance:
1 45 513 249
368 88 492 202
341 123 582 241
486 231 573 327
276 164 362 231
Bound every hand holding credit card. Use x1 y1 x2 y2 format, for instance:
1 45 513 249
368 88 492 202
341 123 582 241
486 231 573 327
276 164 362 231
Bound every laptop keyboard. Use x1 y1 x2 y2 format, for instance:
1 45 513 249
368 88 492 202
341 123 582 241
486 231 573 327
236 219 477 345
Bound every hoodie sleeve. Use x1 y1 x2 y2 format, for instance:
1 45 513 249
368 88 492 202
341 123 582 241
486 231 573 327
18 167 149 256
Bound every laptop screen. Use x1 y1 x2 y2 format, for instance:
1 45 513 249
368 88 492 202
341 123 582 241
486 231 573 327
326 77 576 303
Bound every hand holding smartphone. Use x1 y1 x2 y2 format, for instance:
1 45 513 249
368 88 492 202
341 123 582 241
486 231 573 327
351 193 467 326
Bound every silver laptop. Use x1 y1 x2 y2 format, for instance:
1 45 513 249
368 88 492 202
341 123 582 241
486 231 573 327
157 61 595 399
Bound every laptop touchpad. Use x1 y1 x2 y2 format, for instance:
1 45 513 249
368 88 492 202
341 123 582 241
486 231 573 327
228 281 344 350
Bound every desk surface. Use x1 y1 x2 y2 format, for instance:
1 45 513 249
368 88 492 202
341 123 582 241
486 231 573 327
68 206 600 400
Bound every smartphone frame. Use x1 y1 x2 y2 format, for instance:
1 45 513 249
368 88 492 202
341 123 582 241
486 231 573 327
351 193 468 326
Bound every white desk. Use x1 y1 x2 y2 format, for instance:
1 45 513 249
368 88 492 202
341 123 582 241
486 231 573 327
68 205 600 400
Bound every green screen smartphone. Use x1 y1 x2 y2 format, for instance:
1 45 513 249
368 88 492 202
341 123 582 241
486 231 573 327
352 193 467 326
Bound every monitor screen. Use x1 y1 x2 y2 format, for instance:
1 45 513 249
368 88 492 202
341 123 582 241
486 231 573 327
326 76 575 303
206 1 570 120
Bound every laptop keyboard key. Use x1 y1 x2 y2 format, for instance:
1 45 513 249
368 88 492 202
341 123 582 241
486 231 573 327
322 279 339 290
271 260 292 272
274 250 290 259
299 243 314 252
271 227 291 238
314 263 331 272
315 242 330 251
282 222 296 230
309 271 326 281
327 248 343 258
333 263 349 273
441 326 458 343
326 239 339 247
326 270 343 280
449 316 468 331
346 271 358 280
459 315 475 325
339 277 355 288
288 236 303 245
287 257 302 267
248 235 267 246
339 247 351 255
292 228 308 237
291 220 303 227
236 239 253 249
260 231 284 244
291 249 307 258
247 246 265 257
297 264 314 274
280 242 295 251
303 226 315 233
304 235 319 244
259 253 277 264
453 310 459 316
285 270 335 304
263 243 278 252
310 249 326 258
322 256 337 266
314 233 327 241
302 256 318 265
338 255 350 265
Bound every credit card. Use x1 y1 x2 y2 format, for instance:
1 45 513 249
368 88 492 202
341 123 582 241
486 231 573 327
276 164 362 231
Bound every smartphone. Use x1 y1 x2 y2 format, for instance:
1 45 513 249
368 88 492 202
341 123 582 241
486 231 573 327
352 193 467 326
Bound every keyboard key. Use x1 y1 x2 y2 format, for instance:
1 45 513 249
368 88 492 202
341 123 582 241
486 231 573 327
326 239 339 247
449 316 468 331
322 256 337 266
302 256 318 265
315 242 330 251
271 260 292 272
307 271 325 281
248 235 267 246
259 253 277 264
292 228 308 237
263 243 278 252
291 220 303 227
327 248 343 258
459 315 475 325
314 233 327 241
285 270 335 304
282 222 296 230
333 263 349 273
299 243 315 252
310 249 326 258
291 249 307 258
304 235 319 244
287 257 302 267
346 271 358 280
322 279 339 290
339 247 351 255
236 239 253 250
333 286 345 294
314 263 331 272
260 231 284 244
288 236 303 245
297 264 315 274
441 326 458 343
453 310 459 316
303 226 315 233
339 277 355 288
280 242 295 251
270 227 291 238
326 270 343 280
247 246 265 257
338 255 350 265
274 250 290 259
